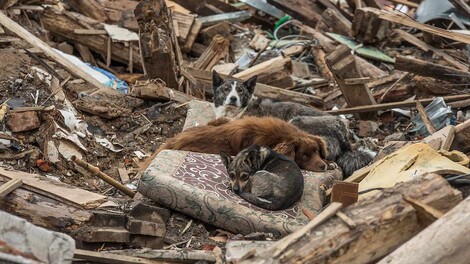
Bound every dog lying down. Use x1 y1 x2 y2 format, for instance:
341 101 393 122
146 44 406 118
157 116 329 172
290 116 375 177
220 145 304 211
211 71 375 177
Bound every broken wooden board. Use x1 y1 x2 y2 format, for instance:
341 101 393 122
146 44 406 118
74 249 164 264
316 7 352 37
135 0 180 89
395 56 470 84
131 82 198 103
240 174 462 264
267 0 325 27
379 9 470 45
42 10 142 71
326 44 376 119
424 125 456 151
352 7 392 44
378 195 470 264
326 94 470 115
0 167 106 208
451 119 470 154
0 178 23 198
394 29 468 71
172 11 196 43
0 12 108 91
193 34 229 71
234 56 293 88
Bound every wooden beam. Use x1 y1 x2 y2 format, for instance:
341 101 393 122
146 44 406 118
395 56 470 84
42 10 142 71
0 12 107 90
135 0 180 89
73 29 107 35
379 10 470 45
74 249 165 264
415 100 436 134
0 178 23 198
326 44 376 119
379 195 470 264
389 0 419 8
352 7 392 44
394 29 467 71
240 174 462 264
326 94 470 115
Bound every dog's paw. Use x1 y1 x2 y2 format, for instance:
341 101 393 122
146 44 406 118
326 161 339 170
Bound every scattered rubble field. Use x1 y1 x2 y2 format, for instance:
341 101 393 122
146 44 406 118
0 0 470 264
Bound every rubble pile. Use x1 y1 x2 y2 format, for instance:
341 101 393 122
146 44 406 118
0 0 469 263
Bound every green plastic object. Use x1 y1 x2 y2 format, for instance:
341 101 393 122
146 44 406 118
274 15 291 31
326 32 395 64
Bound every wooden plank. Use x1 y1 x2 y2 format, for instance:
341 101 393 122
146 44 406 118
326 94 470 115
267 0 323 27
0 178 23 198
0 12 108 90
389 0 419 8
394 29 467 71
74 249 166 264
424 125 456 151
395 56 470 84
183 19 202 52
0 167 106 208
416 100 436 134
73 29 107 35
240 174 462 264
352 7 392 44
193 34 229 71
326 44 376 119
379 9 470 45
172 11 196 42
42 10 142 71
379 195 470 264
135 0 180 89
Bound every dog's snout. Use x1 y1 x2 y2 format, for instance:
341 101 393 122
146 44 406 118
318 162 327 171
232 185 240 193
230 96 237 102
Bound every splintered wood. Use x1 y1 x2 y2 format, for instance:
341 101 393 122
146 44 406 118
193 34 229 71
240 174 462 264
134 0 180 89
326 44 376 119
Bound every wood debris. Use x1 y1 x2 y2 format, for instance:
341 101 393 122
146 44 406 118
0 0 469 263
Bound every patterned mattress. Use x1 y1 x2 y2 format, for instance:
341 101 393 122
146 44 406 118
138 150 341 237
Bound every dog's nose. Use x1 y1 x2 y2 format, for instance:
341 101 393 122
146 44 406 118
232 185 240 193
318 162 327 171
230 96 237 102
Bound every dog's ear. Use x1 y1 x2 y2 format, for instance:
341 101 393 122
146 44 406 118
213 71 224 89
219 151 232 168
243 75 257 94
273 141 295 160
316 137 328 159
245 147 259 168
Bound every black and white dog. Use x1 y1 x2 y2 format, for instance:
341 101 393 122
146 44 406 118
212 71 257 118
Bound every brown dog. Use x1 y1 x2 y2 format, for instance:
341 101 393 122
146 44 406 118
156 116 328 172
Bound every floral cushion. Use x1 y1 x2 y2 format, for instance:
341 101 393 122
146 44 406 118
138 150 342 237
